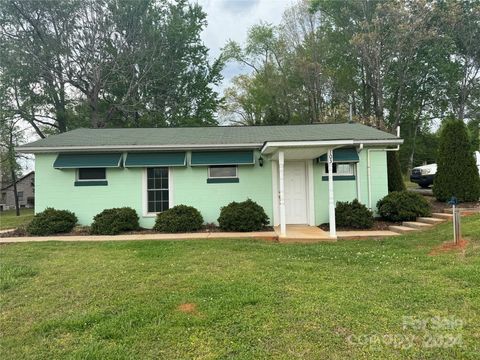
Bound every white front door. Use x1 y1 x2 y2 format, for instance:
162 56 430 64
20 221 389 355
284 161 308 224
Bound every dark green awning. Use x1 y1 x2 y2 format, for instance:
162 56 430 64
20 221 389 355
54 153 122 169
318 148 359 163
191 150 254 166
124 152 186 167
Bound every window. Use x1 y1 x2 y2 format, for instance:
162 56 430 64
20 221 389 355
147 167 169 213
208 165 237 179
324 163 355 176
78 168 106 180
1 192 6 202
17 191 24 200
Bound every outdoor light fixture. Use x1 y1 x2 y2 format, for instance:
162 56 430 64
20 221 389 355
259 156 264 167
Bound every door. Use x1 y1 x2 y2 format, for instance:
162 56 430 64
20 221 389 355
284 161 308 224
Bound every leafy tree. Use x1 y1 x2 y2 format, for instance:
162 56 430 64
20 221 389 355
0 0 223 132
433 119 480 202
387 152 406 192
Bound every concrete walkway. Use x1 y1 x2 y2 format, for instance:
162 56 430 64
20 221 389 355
0 231 278 243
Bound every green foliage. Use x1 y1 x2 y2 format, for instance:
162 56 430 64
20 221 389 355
26 208 77 236
387 152 406 192
218 199 269 232
377 191 431 222
90 207 140 235
0 0 223 134
335 199 374 229
433 119 480 202
153 205 203 233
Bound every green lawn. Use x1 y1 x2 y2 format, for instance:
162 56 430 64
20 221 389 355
0 208 34 230
1 216 479 359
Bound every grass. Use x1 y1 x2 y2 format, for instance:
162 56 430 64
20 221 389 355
0 208 34 230
1 215 479 359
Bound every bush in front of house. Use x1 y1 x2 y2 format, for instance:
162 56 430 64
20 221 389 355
153 205 203 233
433 118 480 202
377 191 431 222
90 207 139 235
335 199 374 229
218 199 269 232
27 208 77 236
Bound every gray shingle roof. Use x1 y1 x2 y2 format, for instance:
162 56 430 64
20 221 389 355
18 123 401 152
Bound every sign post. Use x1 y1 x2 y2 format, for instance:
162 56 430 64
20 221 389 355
449 197 461 245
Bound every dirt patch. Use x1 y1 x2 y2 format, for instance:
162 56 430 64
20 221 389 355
177 303 198 314
426 197 480 214
429 239 469 256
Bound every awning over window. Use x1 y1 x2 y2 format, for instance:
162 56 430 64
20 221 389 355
191 150 254 166
318 148 359 163
54 153 122 169
124 152 186 167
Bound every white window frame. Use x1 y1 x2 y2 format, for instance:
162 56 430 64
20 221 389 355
76 168 107 182
207 165 238 179
142 167 174 217
323 162 355 176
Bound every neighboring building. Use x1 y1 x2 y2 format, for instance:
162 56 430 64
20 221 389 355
16 124 402 238
0 171 35 211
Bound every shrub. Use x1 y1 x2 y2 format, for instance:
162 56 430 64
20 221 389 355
433 119 480 202
377 191 431 222
153 205 203 233
27 208 77 236
218 199 269 232
387 151 406 192
335 199 374 229
90 207 139 235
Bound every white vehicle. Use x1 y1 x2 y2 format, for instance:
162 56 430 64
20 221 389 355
410 151 480 188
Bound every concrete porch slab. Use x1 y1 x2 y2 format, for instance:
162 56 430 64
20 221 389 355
274 225 333 243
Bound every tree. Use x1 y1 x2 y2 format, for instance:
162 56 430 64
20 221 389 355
0 0 223 132
387 151 406 192
433 119 480 202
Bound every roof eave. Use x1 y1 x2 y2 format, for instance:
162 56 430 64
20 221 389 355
261 138 403 154
15 143 264 154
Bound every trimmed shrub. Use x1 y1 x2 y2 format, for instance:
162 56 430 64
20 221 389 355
377 191 431 222
27 208 77 236
335 199 374 229
153 205 203 233
90 207 139 235
433 119 480 202
218 199 269 232
387 151 406 192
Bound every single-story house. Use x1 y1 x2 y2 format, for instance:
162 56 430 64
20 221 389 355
17 123 403 238
0 171 35 211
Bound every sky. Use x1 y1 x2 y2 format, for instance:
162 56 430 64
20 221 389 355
196 0 292 91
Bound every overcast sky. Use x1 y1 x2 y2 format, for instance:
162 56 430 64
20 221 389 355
196 0 292 91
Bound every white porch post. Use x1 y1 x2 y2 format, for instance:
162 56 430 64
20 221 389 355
279 151 286 236
327 148 336 238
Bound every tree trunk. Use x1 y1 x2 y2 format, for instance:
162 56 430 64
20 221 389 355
10 165 20 217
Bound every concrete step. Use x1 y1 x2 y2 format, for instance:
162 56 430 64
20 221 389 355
432 212 453 220
417 217 446 225
388 225 418 234
402 221 433 230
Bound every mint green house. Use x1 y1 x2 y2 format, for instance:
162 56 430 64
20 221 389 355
18 123 402 238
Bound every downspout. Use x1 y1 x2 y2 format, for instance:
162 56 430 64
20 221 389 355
367 126 401 209
356 144 364 202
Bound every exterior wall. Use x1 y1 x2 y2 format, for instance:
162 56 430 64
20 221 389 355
313 148 388 225
35 151 273 228
1 172 35 210
173 151 273 226
34 148 388 229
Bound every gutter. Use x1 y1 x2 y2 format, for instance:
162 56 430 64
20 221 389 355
16 143 264 154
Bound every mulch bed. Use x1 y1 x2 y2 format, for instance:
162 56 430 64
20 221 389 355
427 197 480 214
